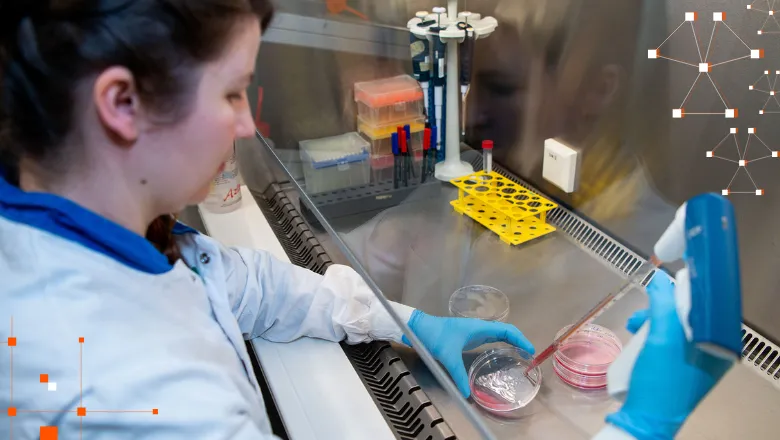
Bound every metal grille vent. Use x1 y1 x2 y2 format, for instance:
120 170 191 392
741 325 780 389
343 343 456 440
252 183 457 440
465 151 648 282
255 184 333 274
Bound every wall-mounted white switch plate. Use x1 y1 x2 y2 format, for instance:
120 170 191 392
543 138 580 193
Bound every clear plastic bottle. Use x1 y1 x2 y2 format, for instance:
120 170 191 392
203 143 243 214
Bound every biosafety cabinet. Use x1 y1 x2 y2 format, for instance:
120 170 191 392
204 1 780 439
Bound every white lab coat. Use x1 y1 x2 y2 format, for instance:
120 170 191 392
0 213 413 439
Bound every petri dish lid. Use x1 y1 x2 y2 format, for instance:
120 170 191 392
469 347 542 413
449 285 510 322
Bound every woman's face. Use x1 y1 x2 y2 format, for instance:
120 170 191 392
144 19 261 212
466 27 568 169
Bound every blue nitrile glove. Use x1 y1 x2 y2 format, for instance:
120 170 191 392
402 310 535 398
605 274 735 440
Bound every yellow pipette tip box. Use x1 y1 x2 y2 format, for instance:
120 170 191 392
450 171 558 246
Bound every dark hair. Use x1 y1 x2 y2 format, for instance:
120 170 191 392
0 0 274 263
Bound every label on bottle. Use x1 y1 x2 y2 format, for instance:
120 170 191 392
204 149 243 213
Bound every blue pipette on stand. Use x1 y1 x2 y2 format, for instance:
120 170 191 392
410 11 434 125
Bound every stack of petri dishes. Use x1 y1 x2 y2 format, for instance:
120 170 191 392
552 324 623 390
449 285 510 322
468 347 542 415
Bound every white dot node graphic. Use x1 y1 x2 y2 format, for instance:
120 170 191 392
747 1 780 35
649 12 763 119
749 69 780 114
707 128 779 196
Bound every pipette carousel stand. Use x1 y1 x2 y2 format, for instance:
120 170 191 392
407 1 498 182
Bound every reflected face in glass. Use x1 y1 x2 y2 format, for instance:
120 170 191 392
465 4 635 181
466 26 566 168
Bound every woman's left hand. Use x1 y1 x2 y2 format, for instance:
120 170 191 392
402 310 535 398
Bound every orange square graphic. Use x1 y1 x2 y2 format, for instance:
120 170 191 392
40 426 58 440
77 407 87 417
7 337 16 346
78 337 85 343
40 374 49 383
152 409 159 415
7 407 16 417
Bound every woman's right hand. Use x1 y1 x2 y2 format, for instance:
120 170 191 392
604 274 735 439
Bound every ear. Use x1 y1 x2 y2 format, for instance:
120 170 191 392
581 64 622 116
93 67 140 145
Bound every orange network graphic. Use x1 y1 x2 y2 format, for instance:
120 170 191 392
747 1 780 35
706 128 780 196
649 12 764 118
2 317 158 439
749 69 780 114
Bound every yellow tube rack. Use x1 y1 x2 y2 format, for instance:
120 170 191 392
450 171 558 245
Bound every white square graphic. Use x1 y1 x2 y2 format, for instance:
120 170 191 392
749 127 756 134
713 12 724 21
771 10 775 15
699 63 710 72
776 71 780 75
772 91 776 95
730 128 738 134
765 70 770 75
752 49 762 58
739 160 747 166
707 151 714 157
760 110 765 114
673 109 683 118
773 151 778 158
648 49 658 59
757 189 765 196
722 189 730 196
750 85 754 90
747 5 752 9
758 30 764 35
685 12 696 21
725 109 736 118
48 382 57 392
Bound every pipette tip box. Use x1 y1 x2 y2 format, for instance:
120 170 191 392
354 75 425 125
299 132 370 194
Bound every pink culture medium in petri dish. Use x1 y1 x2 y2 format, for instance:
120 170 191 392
559 340 618 365
469 347 542 414
553 324 623 389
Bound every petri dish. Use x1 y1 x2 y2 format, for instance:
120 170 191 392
553 324 623 389
449 285 510 322
469 347 542 414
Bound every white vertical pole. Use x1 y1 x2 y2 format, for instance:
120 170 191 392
435 0 475 181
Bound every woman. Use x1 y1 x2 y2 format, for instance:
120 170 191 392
0 1 731 439
0 1 533 438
